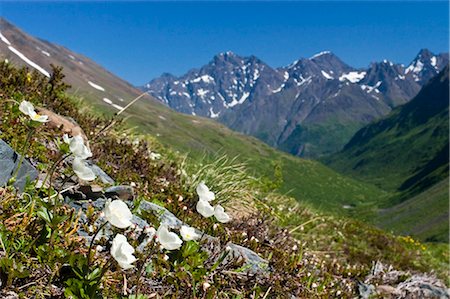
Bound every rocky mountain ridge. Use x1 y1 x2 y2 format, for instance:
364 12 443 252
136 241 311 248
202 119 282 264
143 49 448 157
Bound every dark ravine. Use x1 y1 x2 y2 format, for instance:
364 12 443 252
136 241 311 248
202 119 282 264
143 50 448 157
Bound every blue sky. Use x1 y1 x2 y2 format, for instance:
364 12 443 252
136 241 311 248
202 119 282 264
2 1 449 85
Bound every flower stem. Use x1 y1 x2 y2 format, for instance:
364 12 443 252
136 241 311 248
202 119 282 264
87 221 108 272
10 126 35 184
135 240 156 296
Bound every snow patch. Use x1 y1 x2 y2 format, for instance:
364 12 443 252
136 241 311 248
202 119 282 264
321 70 333 80
8 46 50 77
226 92 249 108
88 81 105 91
209 107 220 118
310 51 331 59
339 71 366 83
284 71 289 81
382 59 393 66
253 69 260 81
196 88 209 99
272 84 285 93
191 75 214 84
430 56 437 68
405 60 423 74
102 98 113 104
158 115 166 120
361 81 382 94
112 104 124 110
0 32 11 45
41 50 50 57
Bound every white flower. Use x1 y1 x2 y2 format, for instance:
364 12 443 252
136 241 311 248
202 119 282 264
180 225 201 241
196 182 215 202
214 205 231 223
196 199 214 218
19 100 35 116
104 199 133 229
19 100 49 122
110 234 137 270
149 152 161 160
64 134 92 159
72 157 96 181
156 225 182 250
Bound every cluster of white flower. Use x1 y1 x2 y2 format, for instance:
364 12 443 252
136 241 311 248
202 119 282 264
63 134 96 181
196 182 231 223
102 181 231 269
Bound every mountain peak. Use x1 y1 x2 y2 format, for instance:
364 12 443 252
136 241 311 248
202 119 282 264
417 48 434 59
309 50 333 60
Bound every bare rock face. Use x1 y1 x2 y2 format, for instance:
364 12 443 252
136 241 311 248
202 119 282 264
0 139 38 191
359 261 450 299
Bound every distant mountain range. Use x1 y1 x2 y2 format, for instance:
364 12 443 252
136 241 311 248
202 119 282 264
143 49 448 157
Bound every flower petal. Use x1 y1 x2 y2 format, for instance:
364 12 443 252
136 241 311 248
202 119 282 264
110 234 136 269
19 100 35 116
72 157 96 181
69 135 92 159
180 225 201 241
196 199 214 218
157 225 183 250
196 182 215 202
214 205 231 223
30 113 49 123
104 199 133 229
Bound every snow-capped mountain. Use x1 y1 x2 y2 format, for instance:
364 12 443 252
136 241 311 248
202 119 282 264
143 49 448 157
144 51 284 118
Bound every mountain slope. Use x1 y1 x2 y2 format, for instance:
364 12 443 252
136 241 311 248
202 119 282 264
0 17 387 214
144 50 448 157
324 66 449 241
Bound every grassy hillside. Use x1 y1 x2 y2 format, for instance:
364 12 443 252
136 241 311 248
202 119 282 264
1 62 448 298
323 67 449 241
377 179 449 242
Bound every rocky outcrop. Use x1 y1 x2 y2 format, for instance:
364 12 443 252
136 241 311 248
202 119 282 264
359 261 450 299
0 139 38 191
64 184 269 275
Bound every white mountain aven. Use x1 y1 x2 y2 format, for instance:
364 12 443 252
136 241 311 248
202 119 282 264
196 199 215 218
156 225 183 250
180 225 201 241
196 181 215 202
214 205 231 223
104 199 133 229
19 100 49 122
72 157 96 181
110 234 137 270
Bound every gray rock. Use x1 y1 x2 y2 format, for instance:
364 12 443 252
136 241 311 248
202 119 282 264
104 185 134 200
224 243 269 274
87 162 115 185
0 139 38 191
64 192 270 275
138 200 269 274
362 261 450 299
358 281 376 299
138 200 183 228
